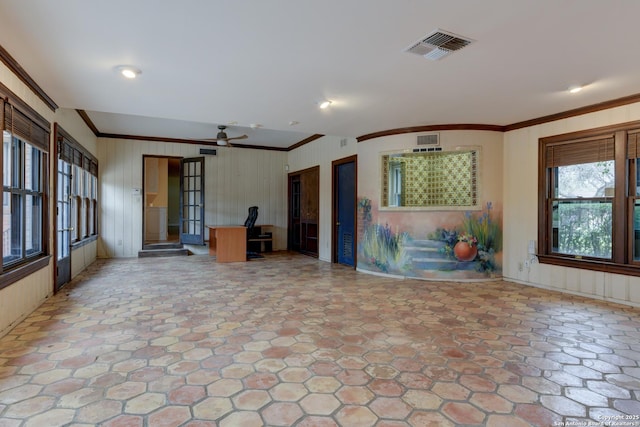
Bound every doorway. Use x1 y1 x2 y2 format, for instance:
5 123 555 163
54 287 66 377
143 155 205 249
143 156 181 245
333 156 357 267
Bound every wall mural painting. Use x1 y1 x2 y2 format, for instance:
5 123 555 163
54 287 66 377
357 197 502 280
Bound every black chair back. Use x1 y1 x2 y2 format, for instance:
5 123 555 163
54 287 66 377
244 206 259 236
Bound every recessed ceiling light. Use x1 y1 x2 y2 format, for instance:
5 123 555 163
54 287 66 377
568 85 583 94
319 100 332 109
115 65 142 79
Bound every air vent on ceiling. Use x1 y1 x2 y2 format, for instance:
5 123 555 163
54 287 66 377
417 133 440 146
405 29 474 61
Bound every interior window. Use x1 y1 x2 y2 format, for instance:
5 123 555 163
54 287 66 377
382 149 478 209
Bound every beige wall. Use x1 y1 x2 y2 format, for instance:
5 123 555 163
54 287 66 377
503 103 640 307
97 139 289 258
0 63 98 337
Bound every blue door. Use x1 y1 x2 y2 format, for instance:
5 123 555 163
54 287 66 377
335 160 356 266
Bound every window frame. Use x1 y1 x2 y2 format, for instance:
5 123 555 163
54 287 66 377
0 84 51 290
538 121 639 276
381 148 480 210
55 125 98 250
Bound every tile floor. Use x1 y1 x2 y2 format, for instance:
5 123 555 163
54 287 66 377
0 252 640 426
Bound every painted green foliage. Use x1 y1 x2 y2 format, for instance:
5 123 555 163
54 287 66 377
436 202 503 273
358 198 502 275
358 198 411 273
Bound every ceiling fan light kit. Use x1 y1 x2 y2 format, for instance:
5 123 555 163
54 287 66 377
198 125 248 146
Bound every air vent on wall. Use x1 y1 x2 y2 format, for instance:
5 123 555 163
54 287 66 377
413 147 442 153
199 148 217 155
405 29 474 61
417 133 440 146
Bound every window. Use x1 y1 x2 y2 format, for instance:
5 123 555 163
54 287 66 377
382 149 478 209
56 125 98 245
0 89 50 284
388 162 403 207
539 123 640 275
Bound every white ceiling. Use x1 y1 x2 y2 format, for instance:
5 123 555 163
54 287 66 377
1 0 640 149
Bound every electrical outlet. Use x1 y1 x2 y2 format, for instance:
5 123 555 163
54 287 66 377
117 239 123 246
518 262 523 272
524 259 530 268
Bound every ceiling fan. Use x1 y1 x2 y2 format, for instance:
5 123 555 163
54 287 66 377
200 125 248 146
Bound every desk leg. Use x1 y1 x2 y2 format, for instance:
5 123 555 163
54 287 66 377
209 227 217 256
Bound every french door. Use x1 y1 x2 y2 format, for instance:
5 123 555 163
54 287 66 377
56 158 72 290
180 157 205 245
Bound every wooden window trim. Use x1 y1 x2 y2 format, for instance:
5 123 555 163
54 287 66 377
538 120 640 276
55 124 99 245
0 86 50 283
0 254 51 291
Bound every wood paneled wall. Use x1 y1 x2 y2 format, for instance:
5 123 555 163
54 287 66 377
97 139 288 257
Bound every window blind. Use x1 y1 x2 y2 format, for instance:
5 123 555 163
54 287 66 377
545 135 614 168
57 136 74 163
626 130 640 159
2 100 50 152
55 124 98 176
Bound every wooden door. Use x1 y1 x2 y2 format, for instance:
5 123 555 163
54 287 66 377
288 175 301 252
289 166 319 257
333 157 356 266
301 167 319 255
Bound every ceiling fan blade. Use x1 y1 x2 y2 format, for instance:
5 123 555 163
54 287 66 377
226 134 248 141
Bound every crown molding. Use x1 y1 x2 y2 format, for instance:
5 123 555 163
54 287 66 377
357 124 504 143
0 43 57 111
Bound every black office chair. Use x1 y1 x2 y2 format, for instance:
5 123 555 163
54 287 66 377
244 206 259 234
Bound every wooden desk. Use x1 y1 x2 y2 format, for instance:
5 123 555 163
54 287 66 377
207 225 247 262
